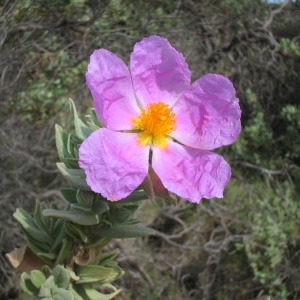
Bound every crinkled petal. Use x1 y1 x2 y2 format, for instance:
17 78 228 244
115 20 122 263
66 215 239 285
79 129 149 200
86 49 140 130
152 141 231 203
130 36 191 107
172 74 241 150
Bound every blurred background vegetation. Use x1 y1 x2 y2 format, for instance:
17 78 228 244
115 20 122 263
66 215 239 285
0 0 299 299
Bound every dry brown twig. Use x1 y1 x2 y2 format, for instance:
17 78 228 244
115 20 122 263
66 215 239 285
264 0 291 30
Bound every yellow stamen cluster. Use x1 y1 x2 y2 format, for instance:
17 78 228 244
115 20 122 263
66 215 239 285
133 102 176 148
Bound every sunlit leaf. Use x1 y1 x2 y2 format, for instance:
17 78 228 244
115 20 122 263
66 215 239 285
69 98 93 140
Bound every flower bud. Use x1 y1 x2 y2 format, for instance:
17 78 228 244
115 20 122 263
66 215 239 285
142 167 170 200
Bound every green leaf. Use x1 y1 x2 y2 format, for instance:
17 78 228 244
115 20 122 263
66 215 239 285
55 124 79 168
98 225 156 239
111 207 132 223
55 237 73 265
66 132 75 156
76 265 118 284
37 252 57 261
55 124 70 162
86 237 111 250
94 200 110 216
13 208 36 233
54 288 74 300
70 203 92 212
60 188 78 204
43 209 99 226
76 283 121 300
41 265 52 277
30 270 47 289
86 108 102 129
26 234 50 253
48 213 56 236
38 287 52 298
69 199 109 219
21 273 40 296
52 265 71 289
38 276 56 298
76 189 95 206
57 163 89 190
13 208 52 243
34 200 49 234
69 98 93 140
64 222 89 243
26 239 52 263
112 190 147 205
51 218 66 250
93 200 109 216
95 249 119 266
64 157 80 169
67 284 84 300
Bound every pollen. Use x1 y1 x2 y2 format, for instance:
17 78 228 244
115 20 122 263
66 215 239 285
133 102 176 147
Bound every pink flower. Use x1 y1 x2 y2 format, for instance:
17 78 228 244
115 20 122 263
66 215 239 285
79 36 241 203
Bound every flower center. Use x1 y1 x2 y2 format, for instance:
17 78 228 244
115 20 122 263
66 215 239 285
133 102 176 148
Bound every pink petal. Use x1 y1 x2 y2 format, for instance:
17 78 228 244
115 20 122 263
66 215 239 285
152 141 231 203
172 74 241 150
78 128 149 200
130 36 191 107
86 49 140 130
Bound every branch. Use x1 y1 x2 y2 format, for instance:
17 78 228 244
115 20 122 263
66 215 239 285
263 0 291 30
